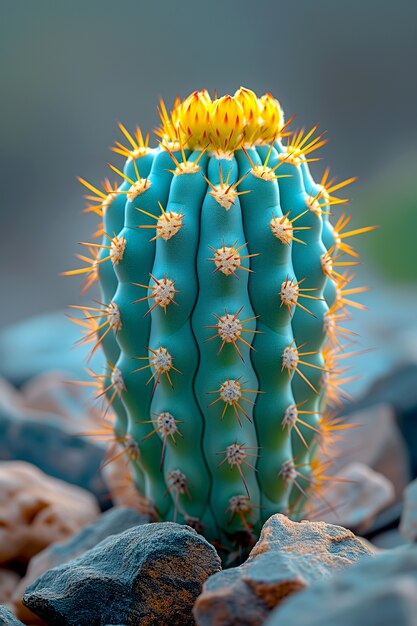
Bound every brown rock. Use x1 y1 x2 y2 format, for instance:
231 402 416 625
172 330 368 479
0 461 99 565
400 479 417 542
193 514 373 626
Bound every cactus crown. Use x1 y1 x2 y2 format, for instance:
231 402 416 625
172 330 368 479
157 87 284 152
65 85 374 563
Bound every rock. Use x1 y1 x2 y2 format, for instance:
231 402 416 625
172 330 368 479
0 312 103 386
371 529 410 550
356 537 381 553
0 387 109 509
343 364 417 480
357 364 417 415
19 372 100 427
264 546 417 626
400 479 417 542
101 444 152 513
0 570 20 607
13 507 149 625
23 523 221 626
0 461 99 565
331 404 410 501
193 514 373 626
365 501 403 537
309 462 395 533
0 605 25 626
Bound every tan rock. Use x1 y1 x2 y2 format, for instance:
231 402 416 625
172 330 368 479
0 461 99 565
0 568 20 607
193 514 373 626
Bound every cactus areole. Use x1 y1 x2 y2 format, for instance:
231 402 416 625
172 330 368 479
67 87 373 560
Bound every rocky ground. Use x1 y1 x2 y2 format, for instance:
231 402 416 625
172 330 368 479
0 314 417 625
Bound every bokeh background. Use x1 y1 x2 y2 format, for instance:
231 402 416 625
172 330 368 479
1 0 416 396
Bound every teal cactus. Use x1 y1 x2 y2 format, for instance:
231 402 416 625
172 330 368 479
66 88 373 559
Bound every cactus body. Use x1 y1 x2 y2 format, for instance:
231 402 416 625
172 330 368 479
67 88 372 558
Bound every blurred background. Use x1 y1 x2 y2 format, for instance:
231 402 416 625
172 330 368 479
0 0 416 393
1 4 417 609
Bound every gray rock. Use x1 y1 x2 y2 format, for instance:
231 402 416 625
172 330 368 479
0 605 25 626
265 546 417 626
309 462 394 533
23 522 221 626
332 404 410 502
0 312 103 386
14 507 149 624
193 514 373 626
343 364 417 479
0 407 109 509
400 479 417 542
372 529 410 550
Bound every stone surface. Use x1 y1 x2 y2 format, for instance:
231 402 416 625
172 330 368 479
371 529 410 550
400 479 417 542
14 507 149 625
193 514 373 626
0 377 110 509
343 364 417 479
0 312 104 386
0 570 20 607
0 461 99 565
101 445 152 513
0 605 25 626
310 462 395 532
23 522 221 626
331 403 410 501
366 503 403 538
19 373 99 427
264 546 417 626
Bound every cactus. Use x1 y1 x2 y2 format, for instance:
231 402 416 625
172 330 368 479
66 87 374 560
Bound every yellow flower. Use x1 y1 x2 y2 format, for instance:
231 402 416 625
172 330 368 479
234 86 262 144
210 95 244 151
258 93 283 143
179 89 212 148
